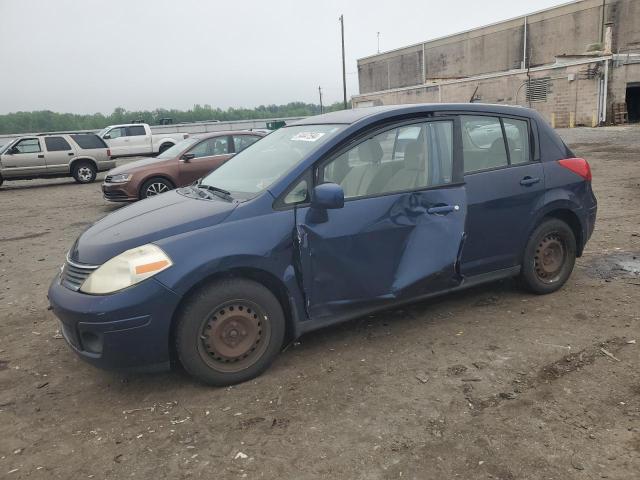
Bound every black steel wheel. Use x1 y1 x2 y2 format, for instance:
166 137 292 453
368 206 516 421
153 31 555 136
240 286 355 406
175 278 285 386
520 218 576 294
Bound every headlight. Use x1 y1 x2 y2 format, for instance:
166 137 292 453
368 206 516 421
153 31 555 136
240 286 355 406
108 173 132 183
80 244 172 294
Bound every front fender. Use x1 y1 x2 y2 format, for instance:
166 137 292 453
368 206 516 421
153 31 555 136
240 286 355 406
152 208 306 322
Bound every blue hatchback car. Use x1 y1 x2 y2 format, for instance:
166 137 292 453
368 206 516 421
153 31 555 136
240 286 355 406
49 104 597 385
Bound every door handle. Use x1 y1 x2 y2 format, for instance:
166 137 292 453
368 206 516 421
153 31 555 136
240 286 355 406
38 154 44 158
427 205 459 215
67 152 74 156
520 176 541 186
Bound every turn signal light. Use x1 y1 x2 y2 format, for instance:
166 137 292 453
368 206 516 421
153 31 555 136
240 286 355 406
558 158 592 182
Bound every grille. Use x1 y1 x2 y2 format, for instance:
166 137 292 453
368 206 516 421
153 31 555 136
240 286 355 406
525 77 550 103
105 175 114 183
60 257 98 292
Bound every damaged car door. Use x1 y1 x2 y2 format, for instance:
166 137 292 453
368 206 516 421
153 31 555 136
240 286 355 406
295 118 467 323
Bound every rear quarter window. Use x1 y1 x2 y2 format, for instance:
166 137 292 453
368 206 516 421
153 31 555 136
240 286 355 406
70 134 108 150
44 136 72 152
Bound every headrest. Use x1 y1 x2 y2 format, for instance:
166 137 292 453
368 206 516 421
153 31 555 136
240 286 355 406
404 141 422 169
357 139 384 164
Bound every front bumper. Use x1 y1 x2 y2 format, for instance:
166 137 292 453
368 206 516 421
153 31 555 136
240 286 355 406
102 182 137 202
48 275 181 372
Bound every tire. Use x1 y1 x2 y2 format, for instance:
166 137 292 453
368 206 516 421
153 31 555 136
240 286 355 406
72 161 97 184
520 218 576 295
158 143 173 154
140 177 174 199
175 278 285 386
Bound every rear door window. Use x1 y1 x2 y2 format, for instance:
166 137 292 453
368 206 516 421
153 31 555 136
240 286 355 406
461 116 508 173
127 125 146 136
44 136 72 152
233 135 260 153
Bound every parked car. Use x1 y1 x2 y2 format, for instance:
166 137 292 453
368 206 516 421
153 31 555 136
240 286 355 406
98 123 189 158
102 131 265 201
48 104 597 386
0 134 114 187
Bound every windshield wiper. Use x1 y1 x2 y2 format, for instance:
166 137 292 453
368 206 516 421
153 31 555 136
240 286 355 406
196 183 233 201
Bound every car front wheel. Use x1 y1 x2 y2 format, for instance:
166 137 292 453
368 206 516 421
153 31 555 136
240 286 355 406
140 177 174 199
175 278 285 386
520 218 576 295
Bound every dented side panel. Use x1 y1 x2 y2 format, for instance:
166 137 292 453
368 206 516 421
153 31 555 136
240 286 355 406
295 186 467 323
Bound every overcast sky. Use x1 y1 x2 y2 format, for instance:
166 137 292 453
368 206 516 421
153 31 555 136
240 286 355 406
0 0 569 114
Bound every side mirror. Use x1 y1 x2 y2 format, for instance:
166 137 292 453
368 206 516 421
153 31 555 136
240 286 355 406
8 146 19 155
181 153 195 162
103 134 111 140
311 183 344 210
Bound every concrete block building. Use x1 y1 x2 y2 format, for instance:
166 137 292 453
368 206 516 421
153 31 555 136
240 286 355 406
352 0 640 127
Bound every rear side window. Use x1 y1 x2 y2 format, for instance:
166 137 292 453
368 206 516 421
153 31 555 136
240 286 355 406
461 116 508 173
128 125 146 136
70 134 108 150
503 118 530 165
233 135 260 153
44 136 72 152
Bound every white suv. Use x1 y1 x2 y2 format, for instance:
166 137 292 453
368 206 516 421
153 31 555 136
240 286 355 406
0 133 115 187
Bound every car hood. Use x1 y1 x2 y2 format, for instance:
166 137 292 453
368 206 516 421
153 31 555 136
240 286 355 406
107 156 175 175
70 190 238 264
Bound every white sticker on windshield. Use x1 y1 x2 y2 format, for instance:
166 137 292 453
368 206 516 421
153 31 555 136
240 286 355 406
291 132 325 142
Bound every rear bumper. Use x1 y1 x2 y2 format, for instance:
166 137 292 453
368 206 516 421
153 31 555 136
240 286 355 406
102 182 137 202
48 275 181 372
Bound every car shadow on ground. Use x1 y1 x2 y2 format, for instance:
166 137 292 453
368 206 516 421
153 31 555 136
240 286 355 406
93 278 522 391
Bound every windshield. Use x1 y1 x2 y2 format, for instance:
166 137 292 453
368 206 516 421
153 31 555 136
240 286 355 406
156 137 199 159
200 124 344 197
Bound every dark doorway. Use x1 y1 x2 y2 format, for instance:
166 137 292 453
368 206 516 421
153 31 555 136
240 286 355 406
626 84 640 123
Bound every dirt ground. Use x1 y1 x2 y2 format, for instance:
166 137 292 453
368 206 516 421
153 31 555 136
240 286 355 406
0 126 639 480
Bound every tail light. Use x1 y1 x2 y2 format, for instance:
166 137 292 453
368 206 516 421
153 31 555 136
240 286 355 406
107 148 112 158
558 158 591 181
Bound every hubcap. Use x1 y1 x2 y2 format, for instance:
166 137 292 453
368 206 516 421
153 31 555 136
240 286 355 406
197 301 271 373
78 167 93 182
146 182 169 196
534 233 566 283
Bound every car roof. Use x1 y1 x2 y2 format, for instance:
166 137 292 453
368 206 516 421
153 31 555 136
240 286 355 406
190 130 266 141
290 103 537 126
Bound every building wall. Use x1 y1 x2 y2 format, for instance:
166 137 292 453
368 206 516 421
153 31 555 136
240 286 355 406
354 61 607 128
357 0 639 95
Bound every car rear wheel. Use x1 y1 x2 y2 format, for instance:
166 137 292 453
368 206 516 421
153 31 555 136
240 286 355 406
175 278 285 386
520 218 576 295
72 161 97 184
140 177 174 199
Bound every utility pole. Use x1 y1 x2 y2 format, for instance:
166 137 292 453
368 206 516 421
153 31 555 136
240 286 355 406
377 32 380 54
339 14 347 110
318 86 324 114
